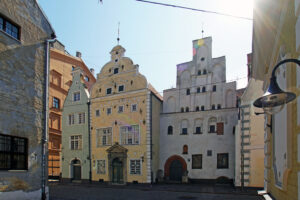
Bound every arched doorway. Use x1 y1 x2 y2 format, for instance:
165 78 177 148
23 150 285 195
71 159 81 180
112 158 123 183
164 155 187 182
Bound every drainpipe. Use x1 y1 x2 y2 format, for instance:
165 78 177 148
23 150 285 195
42 38 56 200
87 101 92 182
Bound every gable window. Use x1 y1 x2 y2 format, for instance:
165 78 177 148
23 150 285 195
182 145 188 154
186 89 190 95
192 154 202 169
73 92 80 101
130 160 141 175
0 134 28 170
107 108 112 115
78 113 85 124
118 106 124 113
213 85 216 92
96 110 100 117
196 106 200 111
201 106 205 111
120 125 139 145
118 85 124 92
97 160 106 174
0 16 20 40
195 126 202 134
68 114 75 125
114 68 119 74
202 87 206 92
168 126 173 135
70 135 82 150
53 97 60 109
217 153 229 169
197 87 201 93
96 128 112 146
131 104 137 112
106 88 112 95
212 105 215 110
197 70 201 75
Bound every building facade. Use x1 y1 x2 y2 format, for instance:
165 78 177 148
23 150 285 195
159 37 238 183
0 0 55 199
252 0 300 199
48 41 95 178
90 45 162 184
61 67 91 182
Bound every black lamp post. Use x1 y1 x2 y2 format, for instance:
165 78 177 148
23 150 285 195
253 59 299 114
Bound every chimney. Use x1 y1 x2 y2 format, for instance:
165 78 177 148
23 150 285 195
76 51 82 58
90 68 95 76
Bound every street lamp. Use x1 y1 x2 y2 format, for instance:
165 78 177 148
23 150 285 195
253 59 299 114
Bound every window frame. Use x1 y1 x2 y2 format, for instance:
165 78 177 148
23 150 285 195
0 15 21 40
195 126 202 134
78 112 85 124
131 104 137 112
118 105 124 113
106 88 112 95
217 153 229 169
95 109 100 117
70 135 82 150
73 91 80 102
213 85 217 92
192 154 202 169
96 127 113 147
120 125 140 145
130 159 142 175
118 85 124 92
107 107 112 115
53 97 60 109
167 126 173 135
181 128 188 135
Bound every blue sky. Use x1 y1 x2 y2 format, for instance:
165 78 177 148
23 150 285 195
39 0 253 93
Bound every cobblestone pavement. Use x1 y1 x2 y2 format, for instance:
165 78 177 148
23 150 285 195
49 183 264 200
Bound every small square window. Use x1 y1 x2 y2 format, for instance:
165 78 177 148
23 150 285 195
73 92 80 101
114 68 119 74
96 110 100 117
195 127 201 134
106 88 112 95
131 104 137 112
118 106 124 113
118 85 124 92
107 108 112 115
207 150 212 156
181 128 188 135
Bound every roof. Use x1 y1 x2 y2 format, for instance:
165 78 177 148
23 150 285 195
35 0 56 38
148 83 163 101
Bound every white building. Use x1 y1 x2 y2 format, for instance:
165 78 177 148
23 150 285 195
159 37 238 183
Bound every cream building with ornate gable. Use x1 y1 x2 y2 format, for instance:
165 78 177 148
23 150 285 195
90 45 162 184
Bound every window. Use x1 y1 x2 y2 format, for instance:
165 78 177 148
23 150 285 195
96 110 100 117
84 76 89 82
78 113 85 124
197 87 201 93
202 87 206 92
196 106 199 111
120 125 139 145
212 105 215 110
217 122 224 135
53 97 60 109
107 108 112 115
208 117 216 133
186 89 190 95
201 106 205 111
195 127 202 134
182 145 188 154
213 85 216 92
106 88 112 95
168 126 173 135
114 68 119 74
201 57 205 61
192 154 202 169
118 106 124 113
72 66 75 71
50 115 60 130
130 160 141 175
203 69 207 74
217 153 229 169
118 85 124 92
70 135 82 150
96 128 112 146
217 104 221 109
181 128 188 135
73 92 80 101
0 17 20 40
97 160 106 174
209 125 216 133
131 104 137 112
185 107 189 112
0 134 27 170
68 114 75 125
181 107 184 112
197 70 201 75
207 150 212 156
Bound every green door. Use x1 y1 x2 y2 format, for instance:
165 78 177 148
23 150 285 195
112 158 123 183
169 160 182 181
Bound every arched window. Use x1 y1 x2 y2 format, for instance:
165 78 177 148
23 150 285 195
198 70 201 75
196 106 200 111
202 87 206 92
212 105 215 110
217 104 221 109
197 87 201 93
181 119 188 135
168 126 173 135
183 145 188 154
201 106 205 111
185 107 189 112
203 69 207 74
186 89 190 95
181 107 184 112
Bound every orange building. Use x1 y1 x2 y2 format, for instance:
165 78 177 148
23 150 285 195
48 41 96 178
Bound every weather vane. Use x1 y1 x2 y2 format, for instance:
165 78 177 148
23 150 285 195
117 22 120 45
